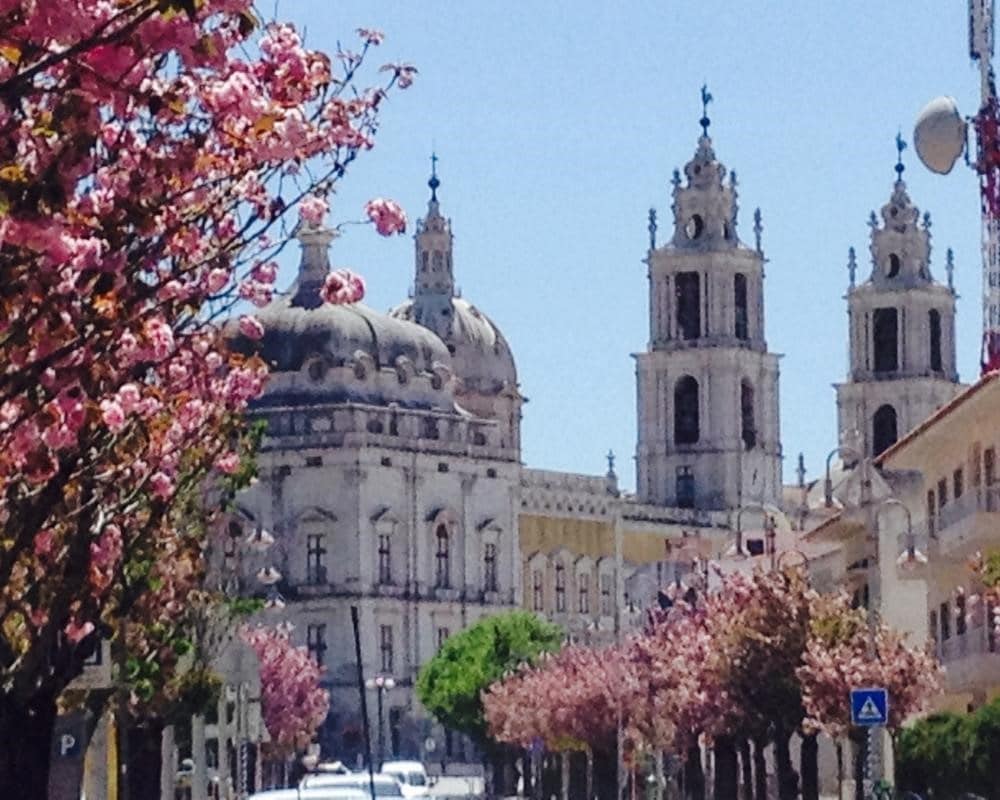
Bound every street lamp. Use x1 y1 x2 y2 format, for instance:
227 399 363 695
365 674 395 767
732 502 782 570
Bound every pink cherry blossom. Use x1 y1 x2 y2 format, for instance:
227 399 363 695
238 315 265 340
321 269 366 305
215 452 241 474
299 194 329 225
357 28 384 46
99 399 126 432
364 197 407 236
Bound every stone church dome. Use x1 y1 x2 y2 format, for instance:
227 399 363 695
231 225 455 410
388 163 519 398
390 296 517 394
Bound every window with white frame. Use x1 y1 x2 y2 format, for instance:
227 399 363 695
306 534 327 584
307 623 327 668
380 624 394 672
435 525 450 589
378 533 392 585
483 543 498 593
600 573 613 616
578 572 590 614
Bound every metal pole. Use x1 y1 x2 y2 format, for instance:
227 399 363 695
861 459 884 793
351 606 378 800
377 687 385 769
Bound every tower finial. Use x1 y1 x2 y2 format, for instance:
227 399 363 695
848 246 857 288
895 131 907 183
796 453 806 488
700 84 713 137
946 247 955 291
648 208 658 250
753 207 763 253
428 152 440 201
606 449 616 475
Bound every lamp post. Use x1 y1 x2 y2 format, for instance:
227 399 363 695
365 674 395 768
823 448 918 798
733 502 783 570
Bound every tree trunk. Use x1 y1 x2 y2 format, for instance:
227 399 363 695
128 719 166 800
713 736 738 800
752 737 767 800
0 692 59 800
739 740 753 800
800 733 819 800
684 744 705 800
852 732 866 800
774 727 798 800
585 747 594 800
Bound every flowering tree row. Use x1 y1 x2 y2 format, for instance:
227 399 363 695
483 567 942 800
0 0 410 794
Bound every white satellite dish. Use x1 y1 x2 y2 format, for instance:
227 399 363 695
914 96 967 175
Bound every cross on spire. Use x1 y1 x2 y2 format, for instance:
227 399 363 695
429 151 440 201
606 449 616 475
700 84 713 137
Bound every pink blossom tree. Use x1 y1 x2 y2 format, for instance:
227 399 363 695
241 624 330 758
0 0 411 792
797 592 943 738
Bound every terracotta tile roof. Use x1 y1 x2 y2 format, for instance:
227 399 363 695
874 370 1000 466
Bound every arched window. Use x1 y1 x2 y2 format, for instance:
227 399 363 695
675 272 701 340
674 376 700 444
873 404 898 457
554 564 566 612
873 307 898 372
434 525 450 589
741 380 756 450
929 309 942 371
734 274 749 340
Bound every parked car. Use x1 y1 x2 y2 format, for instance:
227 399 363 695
248 789 368 800
299 772 405 798
379 761 430 798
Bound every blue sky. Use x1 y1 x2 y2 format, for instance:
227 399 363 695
279 1 985 492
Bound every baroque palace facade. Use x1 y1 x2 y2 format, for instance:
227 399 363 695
225 113 966 770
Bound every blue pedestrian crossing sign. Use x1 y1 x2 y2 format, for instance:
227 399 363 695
850 687 889 726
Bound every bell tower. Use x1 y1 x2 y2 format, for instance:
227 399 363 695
836 137 963 459
635 91 782 511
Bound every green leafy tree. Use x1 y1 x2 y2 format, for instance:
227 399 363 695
416 610 563 744
896 711 974 798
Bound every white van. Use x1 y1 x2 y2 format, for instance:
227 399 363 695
379 761 430 798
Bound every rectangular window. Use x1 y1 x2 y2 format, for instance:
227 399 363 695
734 273 749 340
435 527 450 589
928 609 938 643
956 591 967 636
989 600 997 653
940 602 951 641
972 442 983 488
378 534 392 585
306 534 327 584
986 447 997 486
555 564 566 612
954 468 964 501
872 307 899 373
600 574 613 616
532 571 544 612
380 624 394 673
578 573 590 614
675 272 701 340
676 466 695 509
938 478 948 512
307 623 327 668
926 490 937 537
436 627 449 650
483 543 498 593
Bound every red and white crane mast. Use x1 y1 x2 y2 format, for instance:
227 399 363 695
970 0 1000 371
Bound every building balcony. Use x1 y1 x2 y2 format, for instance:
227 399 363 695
929 485 1000 558
936 625 999 695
